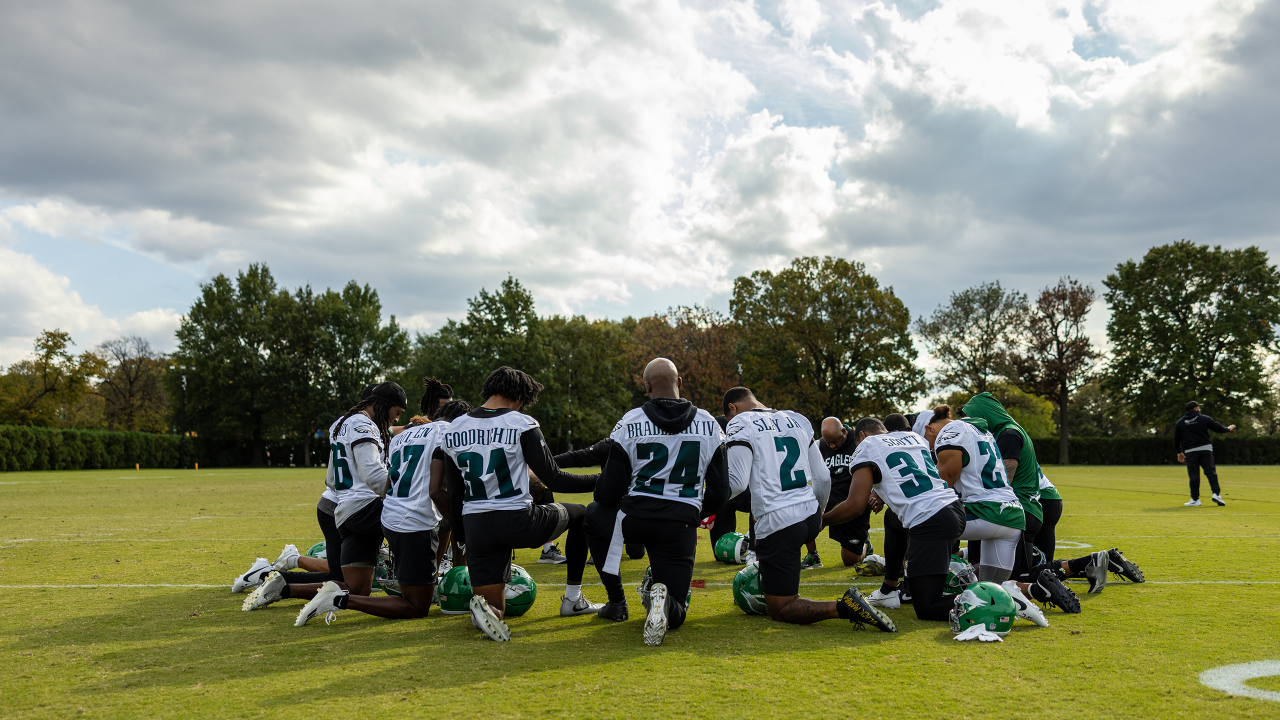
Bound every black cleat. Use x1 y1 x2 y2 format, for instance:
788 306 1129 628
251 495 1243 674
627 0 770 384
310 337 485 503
1107 548 1145 583
597 600 629 622
839 587 897 632
1035 569 1081 613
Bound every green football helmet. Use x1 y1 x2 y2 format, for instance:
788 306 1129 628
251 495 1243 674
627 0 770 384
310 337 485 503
732 564 768 615
372 542 401 597
714 532 749 564
949 581 1016 636
503 564 538 617
438 565 473 615
305 541 327 560
944 554 978 594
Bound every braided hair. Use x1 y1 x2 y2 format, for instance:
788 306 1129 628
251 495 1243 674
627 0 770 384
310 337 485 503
480 366 544 406
929 404 953 425
420 377 454 419
331 397 398 452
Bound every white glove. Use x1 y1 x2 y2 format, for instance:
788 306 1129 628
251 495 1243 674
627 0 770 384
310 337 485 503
954 625 1003 642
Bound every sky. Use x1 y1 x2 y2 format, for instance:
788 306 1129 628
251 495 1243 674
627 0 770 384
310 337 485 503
2 0 1278 368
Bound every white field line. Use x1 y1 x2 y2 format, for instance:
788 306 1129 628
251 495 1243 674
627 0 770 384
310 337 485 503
1 580 1279 590
1200 661 1280 703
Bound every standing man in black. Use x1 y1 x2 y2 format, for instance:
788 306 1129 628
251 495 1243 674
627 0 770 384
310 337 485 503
1174 401 1235 507
801 417 871 569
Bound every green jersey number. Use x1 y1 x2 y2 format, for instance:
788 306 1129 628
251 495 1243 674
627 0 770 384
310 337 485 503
634 441 703 498
774 436 808 491
389 445 425 498
330 443 353 490
887 450 942 498
974 440 1008 490
457 448 520 502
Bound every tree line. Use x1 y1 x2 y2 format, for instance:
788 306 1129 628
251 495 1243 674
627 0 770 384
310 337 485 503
2 240 1278 465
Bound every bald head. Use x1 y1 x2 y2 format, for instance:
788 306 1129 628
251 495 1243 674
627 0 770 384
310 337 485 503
821 417 847 449
642 357 682 399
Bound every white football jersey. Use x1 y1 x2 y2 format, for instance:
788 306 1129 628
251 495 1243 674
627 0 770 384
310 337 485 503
1039 472 1055 491
382 420 448 533
320 418 341 504
933 420 1019 507
609 407 723 510
725 409 819 533
442 409 538 515
329 412 389 525
851 431 957 529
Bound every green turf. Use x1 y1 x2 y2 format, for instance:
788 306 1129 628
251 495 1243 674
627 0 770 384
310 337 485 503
2 465 1279 718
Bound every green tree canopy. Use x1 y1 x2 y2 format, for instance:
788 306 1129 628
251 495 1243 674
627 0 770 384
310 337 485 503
915 281 1029 393
0 329 106 427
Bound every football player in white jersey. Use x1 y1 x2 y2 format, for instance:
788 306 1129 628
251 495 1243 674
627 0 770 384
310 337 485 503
823 417 967 623
443 367 602 642
583 358 728 645
722 388 894 631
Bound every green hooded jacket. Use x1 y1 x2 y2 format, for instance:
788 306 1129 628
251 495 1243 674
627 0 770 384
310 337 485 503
961 392 1043 521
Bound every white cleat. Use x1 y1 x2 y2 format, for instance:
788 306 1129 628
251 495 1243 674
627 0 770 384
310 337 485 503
1184 499 1201 507
295 581 346 627
744 550 757 566
865 587 901 610
232 558 272 593
272 544 300 572
1085 551 1109 594
1212 494 1226 506
242 571 287 611
469 595 510 642
560 593 605 616
644 583 669 646
1003 581 1049 627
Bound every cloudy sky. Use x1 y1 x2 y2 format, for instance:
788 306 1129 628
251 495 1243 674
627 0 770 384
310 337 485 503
2 0 1278 366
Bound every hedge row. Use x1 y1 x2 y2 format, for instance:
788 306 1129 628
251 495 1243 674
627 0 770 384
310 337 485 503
0 425 194 472
1033 436 1280 465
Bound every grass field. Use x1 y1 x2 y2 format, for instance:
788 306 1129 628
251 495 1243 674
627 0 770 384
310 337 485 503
2 465 1279 718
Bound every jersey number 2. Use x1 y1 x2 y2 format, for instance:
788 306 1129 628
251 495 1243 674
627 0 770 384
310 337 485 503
775 436 808 490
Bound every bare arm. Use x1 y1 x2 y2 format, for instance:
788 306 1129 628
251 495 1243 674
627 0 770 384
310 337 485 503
935 448 963 488
823 466 874 527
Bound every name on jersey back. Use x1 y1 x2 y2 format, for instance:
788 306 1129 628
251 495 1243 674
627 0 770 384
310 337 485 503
623 419 719 439
443 427 519 448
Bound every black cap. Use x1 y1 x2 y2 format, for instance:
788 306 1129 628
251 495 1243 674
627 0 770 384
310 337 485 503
370 382 409 409
359 385 375 401
1186 401 1201 412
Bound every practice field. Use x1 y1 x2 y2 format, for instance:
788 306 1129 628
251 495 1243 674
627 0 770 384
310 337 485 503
2 467 1279 718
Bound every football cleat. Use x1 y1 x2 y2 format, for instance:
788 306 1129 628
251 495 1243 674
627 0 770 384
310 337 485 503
1184 499 1201 506
855 554 886 577
1034 569 1081 613
598 600 629 622
295 581 346 627
800 551 823 570
560 593 605 616
469 595 510 642
1002 581 1049 627
865 587 901 610
538 544 568 564
644 583 669 646
840 588 897 632
744 550 757 566
638 566 654 612
242 571 286 611
272 544 300 572
1107 548 1145 583
232 558 273 593
1212 494 1226 506
1084 551 1109 594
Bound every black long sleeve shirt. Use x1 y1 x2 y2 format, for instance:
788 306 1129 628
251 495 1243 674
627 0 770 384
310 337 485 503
1173 411 1230 453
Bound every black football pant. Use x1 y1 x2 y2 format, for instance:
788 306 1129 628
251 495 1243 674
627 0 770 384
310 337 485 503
882 508 907 584
584 503 696 630
710 490 754 550
1185 451 1221 500
283 507 345 585
1034 499 1063 562
1009 510 1044 583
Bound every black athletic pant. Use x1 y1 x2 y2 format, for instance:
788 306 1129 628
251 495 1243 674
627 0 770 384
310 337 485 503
283 507 345 585
882 508 907 584
710 491 754 549
1035 499 1063 562
1011 509 1044 582
1185 451 1221 500
584 503 696 630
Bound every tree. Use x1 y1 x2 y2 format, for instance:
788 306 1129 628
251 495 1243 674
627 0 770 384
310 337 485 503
1066 380 1144 438
942 381 1056 439
732 256 924 422
915 281 1029 393
0 329 105 427
1012 278 1101 463
629 306 741 412
539 316 632 451
1104 241 1280 426
97 336 170 432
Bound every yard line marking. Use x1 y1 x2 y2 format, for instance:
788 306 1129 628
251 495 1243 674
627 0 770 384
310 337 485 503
1200 661 1280 703
1057 484 1280 504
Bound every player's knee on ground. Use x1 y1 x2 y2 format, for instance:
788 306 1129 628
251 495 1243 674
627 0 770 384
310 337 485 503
841 547 865 566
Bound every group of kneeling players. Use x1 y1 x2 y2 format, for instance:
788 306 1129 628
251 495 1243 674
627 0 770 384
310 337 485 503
230 358 1145 645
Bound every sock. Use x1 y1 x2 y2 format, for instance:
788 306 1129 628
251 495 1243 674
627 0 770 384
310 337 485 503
335 593 350 609
1067 557 1091 574
1028 583 1050 602
543 542 555 552
565 584 581 601
836 599 851 620
280 584 292 599
879 581 898 595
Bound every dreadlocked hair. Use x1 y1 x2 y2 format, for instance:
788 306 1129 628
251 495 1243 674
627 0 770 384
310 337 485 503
929 404 952 425
480 366 544 406
331 397 397 451
420 377 454 419
435 399 473 422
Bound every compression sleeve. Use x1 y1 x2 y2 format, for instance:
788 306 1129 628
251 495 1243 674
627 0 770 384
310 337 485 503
700 445 730 520
727 444 752 498
593 441 632 505
807 440 831 512
521 427 598 493
996 428 1025 460
351 441 389 498
554 438 612 469
445 459 465 542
